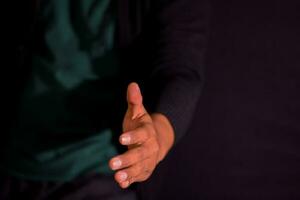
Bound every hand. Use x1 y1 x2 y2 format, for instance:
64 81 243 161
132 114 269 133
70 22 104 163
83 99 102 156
109 82 175 188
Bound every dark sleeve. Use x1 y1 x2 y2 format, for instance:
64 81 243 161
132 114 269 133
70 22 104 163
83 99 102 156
144 0 211 144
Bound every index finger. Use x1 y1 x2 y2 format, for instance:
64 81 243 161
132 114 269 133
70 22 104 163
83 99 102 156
120 124 154 145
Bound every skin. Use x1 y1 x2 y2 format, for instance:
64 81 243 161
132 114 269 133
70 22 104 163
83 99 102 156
109 82 175 189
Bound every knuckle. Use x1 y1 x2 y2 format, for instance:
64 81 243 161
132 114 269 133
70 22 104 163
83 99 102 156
136 147 145 159
146 140 159 155
129 133 136 144
135 163 144 174
121 155 133 167
127 165 139 178
152 141 160 153
132 128 146 144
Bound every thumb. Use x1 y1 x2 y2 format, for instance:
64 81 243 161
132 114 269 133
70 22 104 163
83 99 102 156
127 82 146 120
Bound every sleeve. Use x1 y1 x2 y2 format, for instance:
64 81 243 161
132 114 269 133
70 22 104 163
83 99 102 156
143 0 211 144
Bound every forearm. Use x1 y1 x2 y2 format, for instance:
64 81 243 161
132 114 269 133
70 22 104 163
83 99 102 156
144 0 210 144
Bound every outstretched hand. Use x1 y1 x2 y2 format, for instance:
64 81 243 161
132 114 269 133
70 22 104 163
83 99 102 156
109 82 175 188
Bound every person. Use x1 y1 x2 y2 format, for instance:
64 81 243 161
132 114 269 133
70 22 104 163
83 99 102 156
1 0 208 199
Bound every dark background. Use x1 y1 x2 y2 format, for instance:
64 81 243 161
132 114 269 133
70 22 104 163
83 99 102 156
139 1 300 199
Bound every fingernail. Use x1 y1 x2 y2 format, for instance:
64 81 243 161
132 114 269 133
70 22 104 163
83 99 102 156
112 159 122 170
118 172 128 181
121 135 131 144
131 83 140 96
121 181 130 188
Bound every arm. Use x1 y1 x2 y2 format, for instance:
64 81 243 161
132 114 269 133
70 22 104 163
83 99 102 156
145 0 210 144
109 0 210 188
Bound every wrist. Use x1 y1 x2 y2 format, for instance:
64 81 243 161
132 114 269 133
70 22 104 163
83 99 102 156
151 113 175 163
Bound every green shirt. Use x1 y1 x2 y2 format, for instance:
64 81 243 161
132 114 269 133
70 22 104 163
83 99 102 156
1 0 120 181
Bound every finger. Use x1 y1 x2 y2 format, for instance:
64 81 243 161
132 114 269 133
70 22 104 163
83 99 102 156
115 158 154 188
109 146 152 170
126 82 146 119
119 180 130 189
114 162 143 183
119 125 153 145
